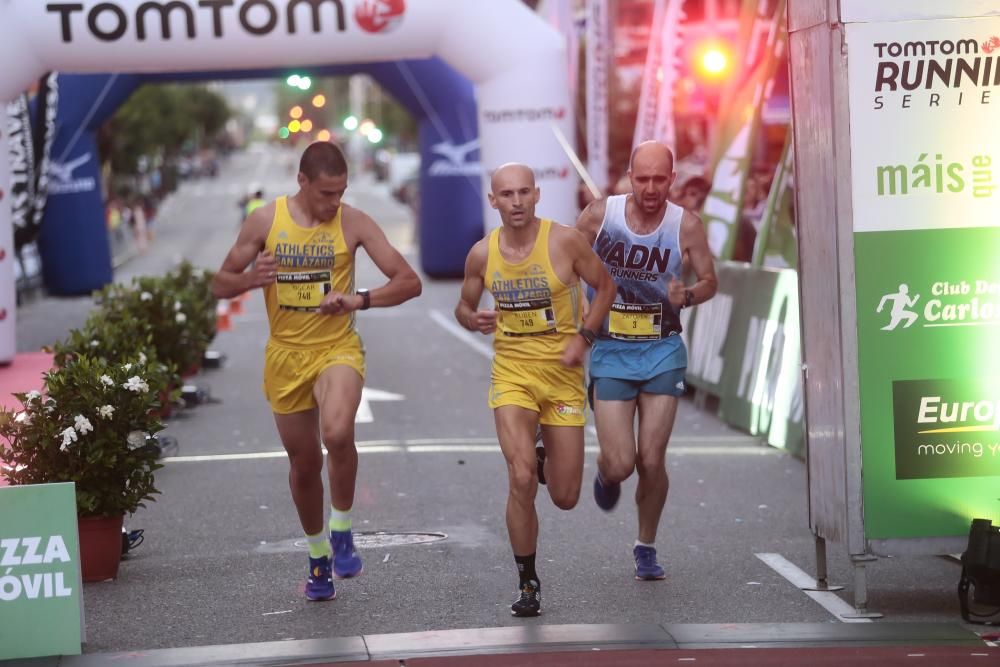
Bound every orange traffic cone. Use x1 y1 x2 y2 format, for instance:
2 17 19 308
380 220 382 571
215 301 232 333
228 296 244 315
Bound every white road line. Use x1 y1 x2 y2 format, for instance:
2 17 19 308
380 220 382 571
428 309 493 359
162 442 777 463
755 553 872 623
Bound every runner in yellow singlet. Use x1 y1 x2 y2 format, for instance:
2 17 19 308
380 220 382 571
455 163 615 617
212 142 421 602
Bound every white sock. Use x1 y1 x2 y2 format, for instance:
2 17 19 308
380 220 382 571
634 540 655 550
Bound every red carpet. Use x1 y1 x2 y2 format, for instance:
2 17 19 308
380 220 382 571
0 351 54 487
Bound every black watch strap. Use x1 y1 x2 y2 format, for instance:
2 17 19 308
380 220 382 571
683 289 694 309
358 289 371 310
578 327 597 346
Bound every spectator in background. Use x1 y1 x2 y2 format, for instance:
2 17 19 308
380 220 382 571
673 176 711 213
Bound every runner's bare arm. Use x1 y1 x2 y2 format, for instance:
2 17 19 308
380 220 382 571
211 203 277 299
573 198 607 247
567 229 614 332
679 210 718 305
349 208 422 309
455 239 496 335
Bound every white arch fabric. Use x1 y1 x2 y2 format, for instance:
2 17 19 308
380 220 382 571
0 0 574 362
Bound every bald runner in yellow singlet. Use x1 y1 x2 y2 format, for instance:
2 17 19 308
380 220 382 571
212 142 421 603
455 163 615 618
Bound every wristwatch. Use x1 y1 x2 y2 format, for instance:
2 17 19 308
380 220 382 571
578 327 597 346
683 289 694 309
357 288 371 311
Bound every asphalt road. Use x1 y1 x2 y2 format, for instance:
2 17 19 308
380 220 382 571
13 144 976 653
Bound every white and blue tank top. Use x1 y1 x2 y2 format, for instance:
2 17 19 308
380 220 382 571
587 195 688 379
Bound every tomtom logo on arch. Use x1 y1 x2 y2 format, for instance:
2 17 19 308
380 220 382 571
355 0 405 34
44 0 406 43
483 107 568 124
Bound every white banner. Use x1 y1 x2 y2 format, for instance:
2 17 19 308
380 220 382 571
846 17 1000 233
633 0 667 149
841 0 1000 23
586 0 610 192
546 0 580 115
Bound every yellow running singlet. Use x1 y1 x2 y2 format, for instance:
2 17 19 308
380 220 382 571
485 218 582 362
262 196 359 348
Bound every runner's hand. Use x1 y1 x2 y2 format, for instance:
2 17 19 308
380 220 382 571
561 334 587 367
469 309 497 335
319 291 363 315
251 252 278 289
667 278 686 307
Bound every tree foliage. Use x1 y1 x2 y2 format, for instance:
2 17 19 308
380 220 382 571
105 84 231 174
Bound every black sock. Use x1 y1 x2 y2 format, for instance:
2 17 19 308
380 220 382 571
515 553 538 588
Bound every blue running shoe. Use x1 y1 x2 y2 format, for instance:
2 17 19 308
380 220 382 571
330 530 363 579
593 471 620 511
633 545 666 580
305 555 336 601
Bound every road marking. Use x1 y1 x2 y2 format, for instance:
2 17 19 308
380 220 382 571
755 553 872 623
429 309 492 359
162 441 777 463
357 387 405 424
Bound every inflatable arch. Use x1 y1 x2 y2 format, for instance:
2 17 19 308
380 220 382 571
0 0 574 361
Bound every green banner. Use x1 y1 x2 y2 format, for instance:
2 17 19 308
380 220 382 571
855 228 1000 538
0 483 82 660
685 262 805 457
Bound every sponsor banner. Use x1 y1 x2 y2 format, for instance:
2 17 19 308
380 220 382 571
892 378 1000 480
585 0 610 191
841 0 1000 24
0 483 82 660
5 95 35 247
855 228 1000 537
32 73 59 231
849 16 1000 540
685 262 804 457
847 18 1000 233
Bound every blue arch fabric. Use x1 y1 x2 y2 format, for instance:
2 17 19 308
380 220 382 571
40 58 480 295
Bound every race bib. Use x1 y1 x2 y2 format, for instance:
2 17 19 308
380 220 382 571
498 298 557 337
608 302 662 341
276 271 331 311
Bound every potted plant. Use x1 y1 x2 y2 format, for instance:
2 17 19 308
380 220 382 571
51 310 180 416
0 354 165 581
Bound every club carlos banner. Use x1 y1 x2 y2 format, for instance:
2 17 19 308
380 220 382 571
847 16 1000 541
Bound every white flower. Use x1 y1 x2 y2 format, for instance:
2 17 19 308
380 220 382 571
138 352 147 365
140 291 153 301
14 411 31 425
45 399 56 414
26 390 41 402
174 300 183 311
175 312 187 324
122 363 133 372
100 374 114 387
74 415 93 434
60 427 78 450
90 340 100 348
123 376 149 393
126 431 147 449
98 405 115 419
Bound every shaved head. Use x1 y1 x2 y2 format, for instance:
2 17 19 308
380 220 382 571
629 141 674 174
628 141 676 216
488 162 540 229
491 163 536 193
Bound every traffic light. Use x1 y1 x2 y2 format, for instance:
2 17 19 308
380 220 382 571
285 74 312 90
691 39 734 85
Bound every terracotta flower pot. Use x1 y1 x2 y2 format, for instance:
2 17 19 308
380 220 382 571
78 514 124 582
